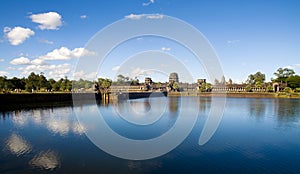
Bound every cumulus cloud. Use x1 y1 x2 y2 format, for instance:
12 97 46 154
39 47 96 60
130 67 154 77
73 70 96 80
295 64 300 67
0 71 9 76
31 58 46 65
125 14 163 20
142 0 155 6
21 63 71 79
80 15 87 19
10 57 31 65
30 12 62 30
4 26 35 45
161 47 171 51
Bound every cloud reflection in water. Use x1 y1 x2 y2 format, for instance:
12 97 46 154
29 150 60 170
5 133 32 156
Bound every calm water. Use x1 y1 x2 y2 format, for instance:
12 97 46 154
1 97 300 173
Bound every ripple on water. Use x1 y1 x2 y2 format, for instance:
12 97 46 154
5 133 32 156
29 150 60 170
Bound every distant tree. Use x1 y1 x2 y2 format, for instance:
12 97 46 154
284 87 292 93
266 85 274 92
172 82 179 91
38 73 50 90
273 68 295 83
245 85 252 92
247 72 265 85
286 75 300 89
10 77 26 90
98 78 112 93
0 76 6 89
26 72 40 91
131 77 139 85
48 78 56 91
255 81 262 88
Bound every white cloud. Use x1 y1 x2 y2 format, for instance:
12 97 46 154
130 68 154 77
6 67 16 70
38 38 54 45
161 47 171 51
146 14 164 19
125 14 145 20
48 64 72 79
283 65 294 69
21 63 71 79
0 59 4 62
125 14 163 20
4 26 35 45
30 12 62 30
142 0 155 6
227 40 240 44
80 15 87 19
31 58 46 65
0 71 9 76
10 57 31 65
73 70 96 80
112 66 120 71
295 64 300 67
39 47 95 60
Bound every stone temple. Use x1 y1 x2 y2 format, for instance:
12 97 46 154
169 72 179 83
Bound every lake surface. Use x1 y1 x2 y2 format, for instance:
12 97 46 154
1 97 300 173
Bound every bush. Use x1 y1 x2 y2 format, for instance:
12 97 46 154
284 87 292 93
245 85 252 92
295 88 300 93
266 85 274 92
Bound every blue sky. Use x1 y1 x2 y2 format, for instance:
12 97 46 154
0 0 300 83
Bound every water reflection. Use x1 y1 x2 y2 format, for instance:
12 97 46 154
168 97 179 113
198 97 211 113
5 133 32 156
29 150 60 170
0 97 300 173
272 99 300 128
248 99 266 120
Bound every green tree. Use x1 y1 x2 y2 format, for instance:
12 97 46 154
172 82 179 91
26 72 40 92
286 75 300 89
266 85 274 92
273 68 295 83
98 78 112 93
38 73 50 90
245 85 252 92
247 72 265 85
284 87 292 93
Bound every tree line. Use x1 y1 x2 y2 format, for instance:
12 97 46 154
1 67 300 93
214 67 300 92
0 72 93 93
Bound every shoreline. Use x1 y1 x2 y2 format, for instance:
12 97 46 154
1 92 299 111
168 92 300 98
